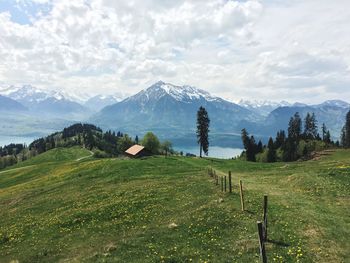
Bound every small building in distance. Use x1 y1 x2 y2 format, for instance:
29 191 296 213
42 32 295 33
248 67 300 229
125 144 148 158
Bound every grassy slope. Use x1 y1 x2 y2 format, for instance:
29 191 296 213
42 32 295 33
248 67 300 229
0 147 349 262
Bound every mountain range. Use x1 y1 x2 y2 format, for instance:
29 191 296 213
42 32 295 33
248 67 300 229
0 82 349 147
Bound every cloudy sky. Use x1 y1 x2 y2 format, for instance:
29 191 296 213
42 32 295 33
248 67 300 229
0 0 350 103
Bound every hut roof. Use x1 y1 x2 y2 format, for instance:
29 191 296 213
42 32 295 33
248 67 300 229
125 145 145 156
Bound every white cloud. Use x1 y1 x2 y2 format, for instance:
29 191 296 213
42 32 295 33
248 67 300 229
0 0 350 103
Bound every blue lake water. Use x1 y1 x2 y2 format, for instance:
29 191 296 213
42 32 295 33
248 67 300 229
174 146 243 159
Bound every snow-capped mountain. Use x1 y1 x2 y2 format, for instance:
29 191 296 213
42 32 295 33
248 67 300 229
0 85 70 103
0 85 88 116
316 100 350 109
85 93 126 111
93 81 260 137
238 99 291 116
124 81 221 107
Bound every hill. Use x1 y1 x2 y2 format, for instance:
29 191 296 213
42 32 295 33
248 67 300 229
0 147 349 262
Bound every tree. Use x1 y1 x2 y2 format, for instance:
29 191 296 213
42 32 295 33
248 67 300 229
275 130 286 149
267 137 276 162
135 135 139 144
304 112 318 140
196 106 210 157
321 123 327 141
85 130 95 150
257 140 263 153
246 136 256 162
288 112 302 141
161 141 173 157
342 110 350 148
325 131 331 144
241 128 250 150
282 138 297 162
142 132 160 154
117 134 134 152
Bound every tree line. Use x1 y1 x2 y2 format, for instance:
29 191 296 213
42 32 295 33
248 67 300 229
240 110 350 162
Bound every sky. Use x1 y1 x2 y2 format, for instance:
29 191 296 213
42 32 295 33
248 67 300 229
0 0 350 103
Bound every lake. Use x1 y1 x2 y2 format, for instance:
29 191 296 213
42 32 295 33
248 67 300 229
174 146 243 159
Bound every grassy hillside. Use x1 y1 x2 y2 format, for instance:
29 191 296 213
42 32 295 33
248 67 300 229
0 147 349 262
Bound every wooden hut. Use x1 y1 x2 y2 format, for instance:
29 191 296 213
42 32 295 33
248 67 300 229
125 145 148 158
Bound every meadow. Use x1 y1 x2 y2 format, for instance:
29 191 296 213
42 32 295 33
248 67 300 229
0 147 349 262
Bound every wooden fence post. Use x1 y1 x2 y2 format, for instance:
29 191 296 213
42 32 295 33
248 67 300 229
216 174 218 185
257 221 267 263
224 176 227 192
263 195 268 242
239 180 245 211
221 177 224 192
228 171 232 193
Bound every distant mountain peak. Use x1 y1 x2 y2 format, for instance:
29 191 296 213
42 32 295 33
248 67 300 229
238 99 291 108
138 81 219 102
318 100 350 108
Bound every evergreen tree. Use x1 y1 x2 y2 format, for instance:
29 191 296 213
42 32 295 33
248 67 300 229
342 110 350 148
267 137 276 162
246 136 256 162
325 131 331 144
341 126 346 147
282 138 297 162
241 128 250 150
257 140 263 153
135 135 139 144
288 112 302 141
275 130 286 148
86 131 95 150
196 106 210 157
321 123 327 141
303 113 317 140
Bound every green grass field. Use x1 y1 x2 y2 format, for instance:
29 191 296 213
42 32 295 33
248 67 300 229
0 147 349 262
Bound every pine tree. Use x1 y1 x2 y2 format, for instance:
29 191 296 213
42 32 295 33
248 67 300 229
267 137 276 162
341 126 346 147
246 136 256 162
275 130 286 148
288 112 302 142
325 131 331 144
282 138 297 162
303 113 317 140
196 106 210 157
257 140 263 153
321 123 327 141
135 135 139 144
241 128 250 150
343 110 350 148
310 113 318 139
